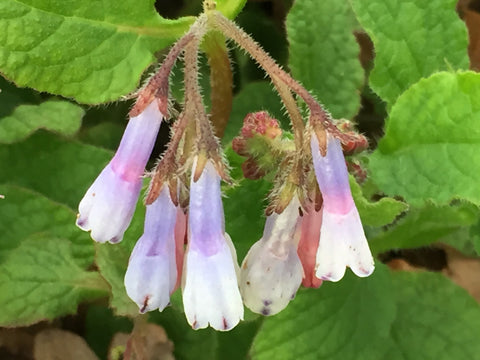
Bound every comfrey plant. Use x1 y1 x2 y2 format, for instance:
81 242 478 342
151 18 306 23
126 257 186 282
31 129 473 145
76 1 374 331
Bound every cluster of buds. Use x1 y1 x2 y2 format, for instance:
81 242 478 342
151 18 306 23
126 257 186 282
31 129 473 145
76 2 374 331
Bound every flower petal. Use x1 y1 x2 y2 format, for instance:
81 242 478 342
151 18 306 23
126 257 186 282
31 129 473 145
76 101 163 243
182 159 243 331
124 185 178 312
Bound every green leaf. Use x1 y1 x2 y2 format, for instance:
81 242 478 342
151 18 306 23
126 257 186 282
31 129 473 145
0 75 41 118
0 233 108 327
0 100 84 144
0 0 194 103
385 271 480 360
369 202 480 254
351 0 469 105
0 131 112 209
150 307 262 360
95 243 139 316
0 184 94 268
223 81 288 144
369 72 480 206
216 0 247 20
287 0 364 119
350 176 407 227
252 266 480 360
224 178 271 261
252 265 396 360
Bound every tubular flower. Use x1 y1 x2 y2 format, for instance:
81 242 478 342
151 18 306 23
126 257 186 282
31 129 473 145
182 158 244 331
240 196 304 316
76 101 163 243
310 133 374 282
297 205 323 288
124 185 178 312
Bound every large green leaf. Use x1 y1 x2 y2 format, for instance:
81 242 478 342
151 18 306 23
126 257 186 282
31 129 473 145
352 0 469 105
369 72 480 206
252 266 480 360
384 271 480 360
0 185 107 326
252 266 396 360
287 0 364 119
0 131 112 209
0 0 193 103
0 100 84 143
0 234 108 326
0 184 94 267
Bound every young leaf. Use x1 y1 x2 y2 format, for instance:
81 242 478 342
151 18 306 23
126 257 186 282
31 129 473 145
350 176 407 227
0 0 194 103
351 0 469 105
369 72 480 206
369 202 480 254
287 0 364 119
0 100 84 144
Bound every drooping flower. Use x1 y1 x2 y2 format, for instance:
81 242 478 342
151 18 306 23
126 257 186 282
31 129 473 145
240 196 304 316
310 132 374 282
76 101 163 243
182 158 243 331
124 185 178 312
297 205 323 288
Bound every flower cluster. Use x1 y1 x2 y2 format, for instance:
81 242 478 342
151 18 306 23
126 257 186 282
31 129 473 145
76 7 375 331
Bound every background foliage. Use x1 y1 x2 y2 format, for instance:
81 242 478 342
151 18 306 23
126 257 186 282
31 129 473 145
2 0 480 359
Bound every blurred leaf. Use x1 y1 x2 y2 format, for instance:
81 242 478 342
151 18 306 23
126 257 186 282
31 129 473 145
0 233 107 326
287 0 364 119
150 306 262 360
84 305 133 360
350 176 407 227
216 0 247 20
0 184 94 267
34 329 99 360
0 76 41 118
0 131 112 209
224 81 287 144
0 100 84 144
352 0 468 105
370 202 480 254
0 0 194 103
252 265 396 359
369 72 480 206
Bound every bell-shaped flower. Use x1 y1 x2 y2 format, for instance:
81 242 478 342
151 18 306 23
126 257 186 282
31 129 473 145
310 133 374 282
240 197 303 316
76 101 163 243
182 158 243 331
297 205 323 288
124 185 178 312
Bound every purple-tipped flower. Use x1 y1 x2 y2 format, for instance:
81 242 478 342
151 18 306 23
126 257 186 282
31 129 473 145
76 101 163 243
182 158 243 331
124 185 178 313
310 133 374 282
240 197 303 316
